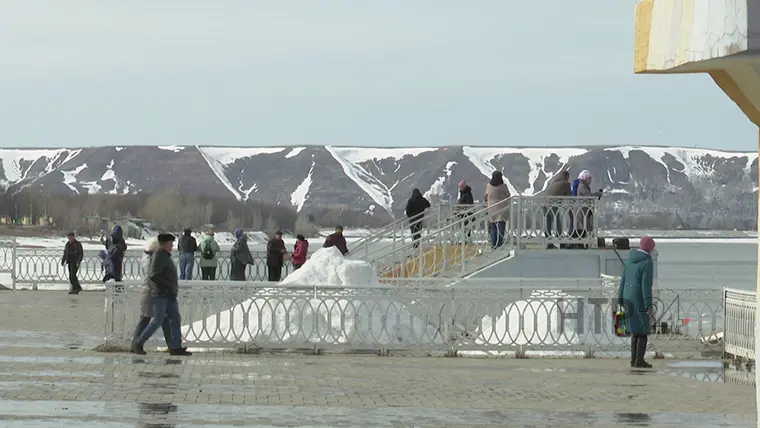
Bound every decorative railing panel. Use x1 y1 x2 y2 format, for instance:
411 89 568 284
723 287 756 362
10 248 291 287
105 281 723 357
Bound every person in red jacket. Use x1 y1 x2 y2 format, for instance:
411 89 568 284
292 235 309 270
323 226 348 255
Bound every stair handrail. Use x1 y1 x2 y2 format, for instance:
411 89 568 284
347 203 462 259
365 196 516 280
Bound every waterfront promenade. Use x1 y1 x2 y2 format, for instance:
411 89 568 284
0 291 755 427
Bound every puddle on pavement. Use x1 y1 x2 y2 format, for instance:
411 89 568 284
0 401 753 427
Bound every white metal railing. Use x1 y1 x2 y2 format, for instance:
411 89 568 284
0 242 292 289
723 287 756 362
357 196 601 282
104 280 723 356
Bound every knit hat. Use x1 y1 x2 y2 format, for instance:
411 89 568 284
458 179 467 190
234 228 244 239
639 235 656 254
578 170 592 182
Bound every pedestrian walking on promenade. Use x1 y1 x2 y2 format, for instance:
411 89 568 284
61 232 83 294
178 228 198 280
230 229 254 281
198 230 220 280
266 230 287 282
130 238 174 353
132 233 191 356
618 235 656 369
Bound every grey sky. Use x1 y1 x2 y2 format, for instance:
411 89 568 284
0 1 756 151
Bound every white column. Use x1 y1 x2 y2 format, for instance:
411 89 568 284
756 128 759 428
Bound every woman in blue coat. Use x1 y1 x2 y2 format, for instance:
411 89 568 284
617 235 656 368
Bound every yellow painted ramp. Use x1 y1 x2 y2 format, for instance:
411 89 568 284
380 244 480 279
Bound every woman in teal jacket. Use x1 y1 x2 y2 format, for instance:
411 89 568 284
617 235 656 368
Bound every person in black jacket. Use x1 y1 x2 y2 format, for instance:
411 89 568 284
61 232 84 295
266 230 287 282
100 225 127 282
178 228 198 280
405 188 431 249
456 180 475 242
133 233 191 356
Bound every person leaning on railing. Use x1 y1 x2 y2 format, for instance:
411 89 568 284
543 171 572 249
573 170 603 249
230 229 255 281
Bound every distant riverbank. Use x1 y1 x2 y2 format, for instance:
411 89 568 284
599 229 756 240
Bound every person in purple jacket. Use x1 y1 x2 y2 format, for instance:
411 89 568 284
323 226 348 255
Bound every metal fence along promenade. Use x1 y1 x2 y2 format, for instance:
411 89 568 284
723 287 756 363
104 280 723 357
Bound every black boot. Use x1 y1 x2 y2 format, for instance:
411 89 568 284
630 336 638 367
634 335 652 368
169 348 192 356
131 317 151 353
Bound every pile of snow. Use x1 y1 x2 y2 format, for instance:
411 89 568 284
181 247 443 346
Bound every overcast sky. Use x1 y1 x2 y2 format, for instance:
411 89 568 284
0 1 756 151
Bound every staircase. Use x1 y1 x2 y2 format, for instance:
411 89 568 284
355 198 516 284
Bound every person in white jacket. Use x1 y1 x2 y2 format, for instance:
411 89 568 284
130 238 175 352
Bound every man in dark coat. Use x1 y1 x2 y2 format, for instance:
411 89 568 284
101 225 127 281
133 233 191 356
230 228 254 281
266 231 287 282
405 188 431 248
178 228 198 280
61 232 84 295
323 226 349 255
456 180 474 241
544 171 572 248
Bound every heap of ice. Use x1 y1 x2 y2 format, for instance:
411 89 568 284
182 247 444 346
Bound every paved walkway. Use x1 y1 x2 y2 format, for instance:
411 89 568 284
0 290 756 427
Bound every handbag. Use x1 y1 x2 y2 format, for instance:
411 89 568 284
613 309 630 337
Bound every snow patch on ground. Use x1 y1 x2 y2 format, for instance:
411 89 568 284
61 164 88 194
158 146 185 152
425 161 456 199
290 160 314 212
284 147 306 159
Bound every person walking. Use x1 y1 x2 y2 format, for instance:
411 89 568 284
230 229 254 281
323 226 348 255
266 231 287 282
544 171 572 249
405 188 431 249
484 171 511 248
197 230 220 280
178 228 198 280
132 233 191 356
101 225 127 281
618 235 656 369
130 238 175 353
61 232 84 295
292 235 309 270
456 180 475 242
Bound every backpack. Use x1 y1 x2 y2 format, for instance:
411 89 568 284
201 242 215 260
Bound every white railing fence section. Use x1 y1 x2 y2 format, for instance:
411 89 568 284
723 287 756 363
104 280 723 357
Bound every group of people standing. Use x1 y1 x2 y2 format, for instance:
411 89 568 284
544 169 604 248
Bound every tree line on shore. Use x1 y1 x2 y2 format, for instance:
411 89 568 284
0 187 391 236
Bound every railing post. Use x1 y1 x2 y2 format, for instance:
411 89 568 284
516 197 523 249
11 238 16 291
722 288 727 359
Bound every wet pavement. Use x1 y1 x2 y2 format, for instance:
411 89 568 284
0 291 756 427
